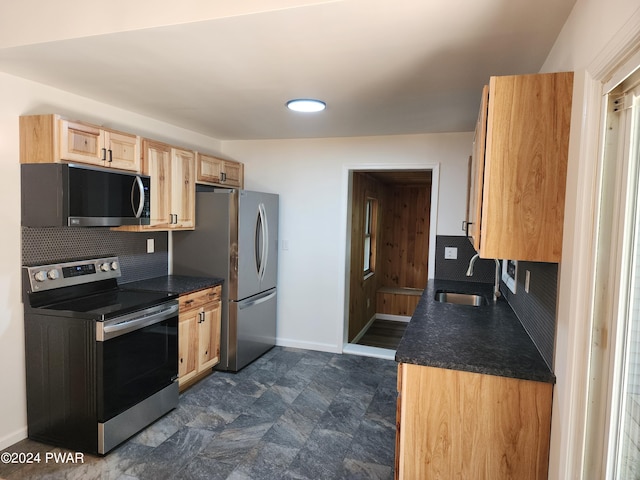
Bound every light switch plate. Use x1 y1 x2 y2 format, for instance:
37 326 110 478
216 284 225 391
444 247 458 260
146 238 155 253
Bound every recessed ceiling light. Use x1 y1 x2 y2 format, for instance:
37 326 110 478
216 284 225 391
286 99 326 113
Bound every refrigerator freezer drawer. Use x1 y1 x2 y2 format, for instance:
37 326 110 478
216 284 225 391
229 288 277 371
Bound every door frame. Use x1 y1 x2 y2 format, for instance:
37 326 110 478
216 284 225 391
549 9 640 479
339 163 440 354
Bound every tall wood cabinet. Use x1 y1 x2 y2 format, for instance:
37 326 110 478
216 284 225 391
395 363 553 480
20 114 141 172
467 72 573 262
117 139 196 231
178 285 222 390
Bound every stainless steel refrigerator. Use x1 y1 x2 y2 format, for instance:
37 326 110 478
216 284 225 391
173 188 278 372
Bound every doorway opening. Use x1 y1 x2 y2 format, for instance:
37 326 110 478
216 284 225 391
343 168 434 359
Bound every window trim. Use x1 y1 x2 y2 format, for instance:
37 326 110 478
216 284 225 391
363 196 378 277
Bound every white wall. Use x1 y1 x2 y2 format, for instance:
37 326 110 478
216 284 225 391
0 72 224 450
223 133 472 352
0 71 473 450
538 0 640 478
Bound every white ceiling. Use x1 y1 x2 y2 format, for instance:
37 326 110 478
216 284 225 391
0 0 576 140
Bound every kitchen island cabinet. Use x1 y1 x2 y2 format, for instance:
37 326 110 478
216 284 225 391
395 280 554 479
467 71 573 262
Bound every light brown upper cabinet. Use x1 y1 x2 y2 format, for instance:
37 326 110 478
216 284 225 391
467 72 573 263
20 114 141 172
196 153 244 188
116 139 195 231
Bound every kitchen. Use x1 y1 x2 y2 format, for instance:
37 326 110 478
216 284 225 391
0 0 639 479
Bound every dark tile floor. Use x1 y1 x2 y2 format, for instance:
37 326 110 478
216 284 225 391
0 347 398 480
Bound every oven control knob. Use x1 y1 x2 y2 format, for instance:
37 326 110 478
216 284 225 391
47 269 59 280
34 270 47 282
110 262 119 271
100 263 110 272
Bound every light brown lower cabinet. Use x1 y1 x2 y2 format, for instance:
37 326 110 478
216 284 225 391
395 363 553 480
178 286 221 390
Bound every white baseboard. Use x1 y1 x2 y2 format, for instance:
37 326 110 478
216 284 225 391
350 314 377 345
275 338 341 353
0 427 27 451
375 313 411 322
342 343 396 361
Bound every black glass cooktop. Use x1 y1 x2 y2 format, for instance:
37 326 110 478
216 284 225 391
36 288 178 320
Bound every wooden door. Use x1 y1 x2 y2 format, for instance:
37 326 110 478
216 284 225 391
196 153 223 184
178 311 198 386
143 140 172 227
59 119 104 165
222 161 243 187
397 364 553 480
105 130 141 172
171 148 196 229
198 301 221 371
468 85 489 251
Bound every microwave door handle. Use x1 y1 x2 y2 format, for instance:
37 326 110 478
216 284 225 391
131 176 145 218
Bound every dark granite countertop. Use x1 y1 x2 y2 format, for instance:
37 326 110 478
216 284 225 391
395 279 555 384
122 275 224 295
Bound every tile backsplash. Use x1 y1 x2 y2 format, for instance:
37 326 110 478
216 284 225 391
435 235 497 283
435 235 557 370
22 227 168 284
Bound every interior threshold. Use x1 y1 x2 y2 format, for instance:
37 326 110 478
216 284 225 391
342 343 396 361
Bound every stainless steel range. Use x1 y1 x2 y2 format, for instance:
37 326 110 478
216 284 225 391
22 256 179 455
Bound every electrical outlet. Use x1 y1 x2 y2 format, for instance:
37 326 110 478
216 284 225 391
444 247 458 260
525 270 531 293
146 238 155 253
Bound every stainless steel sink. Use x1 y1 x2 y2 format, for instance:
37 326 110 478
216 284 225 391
434 290 488 307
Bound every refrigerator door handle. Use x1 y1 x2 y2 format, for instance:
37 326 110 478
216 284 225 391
237 289 276 310
255 203 268 281
260 203 269 281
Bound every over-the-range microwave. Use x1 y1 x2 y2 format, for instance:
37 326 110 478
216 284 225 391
21 163 151 227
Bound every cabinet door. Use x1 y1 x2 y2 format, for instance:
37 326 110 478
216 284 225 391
178 311 198 386
222 161 243 188
144 140 172 228
467 85 489 251
397 364 552 480
59 120 104 165
196 153 223 184
105 130 141 172
480 72 572 262
198 300 221 371
171 148 196 229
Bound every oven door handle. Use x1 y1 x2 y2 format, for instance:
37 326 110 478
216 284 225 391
97 302 179 341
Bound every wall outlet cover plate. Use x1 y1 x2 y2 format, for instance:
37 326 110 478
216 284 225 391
502 260 517 294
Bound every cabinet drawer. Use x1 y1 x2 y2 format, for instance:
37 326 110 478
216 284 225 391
179 286 221 311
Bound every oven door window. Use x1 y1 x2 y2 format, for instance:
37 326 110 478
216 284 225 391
97 317 177 422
